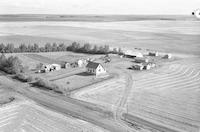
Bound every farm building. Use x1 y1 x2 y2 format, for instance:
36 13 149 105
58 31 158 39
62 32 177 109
64 62 71 68
149 51 159 56
40 64 61 73
163 54 172 59
51 64 61 70
86 61 106 76
123 50 143 58
41 64 52 72
135 57 149 63
132 64 144 70
143 62 156 70
77 59 87 67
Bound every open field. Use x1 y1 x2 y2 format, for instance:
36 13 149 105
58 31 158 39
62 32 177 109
0 100 108 132
125 58 200 132
0 15 195 22
73 57 200 132
0 20 200 55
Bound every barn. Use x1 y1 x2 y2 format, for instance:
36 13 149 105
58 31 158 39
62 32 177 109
123 50 143 58
86 61 106 76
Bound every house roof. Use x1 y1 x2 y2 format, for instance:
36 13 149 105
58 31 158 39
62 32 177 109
86 61 101 69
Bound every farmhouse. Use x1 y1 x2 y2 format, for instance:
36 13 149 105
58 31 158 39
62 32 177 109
149 51 159 56
86 61 106 76
124 50 143 58
135 57 149 63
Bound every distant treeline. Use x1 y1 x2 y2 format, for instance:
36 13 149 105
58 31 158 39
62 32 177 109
0 42 123 54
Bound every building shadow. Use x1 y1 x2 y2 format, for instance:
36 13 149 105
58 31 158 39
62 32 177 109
76 72 93 76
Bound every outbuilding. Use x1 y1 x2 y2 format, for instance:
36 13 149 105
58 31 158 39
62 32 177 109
124 50 143 58
135 57 149 63
86 61 106 76
51 64 61 70
163 54 172 59
149 51 159 56
132 64 144 70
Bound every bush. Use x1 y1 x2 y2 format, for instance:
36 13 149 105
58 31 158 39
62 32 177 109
0 54 25 74
33 78 69 95
15 73 35 82
34 78 59 91
15 73 28 82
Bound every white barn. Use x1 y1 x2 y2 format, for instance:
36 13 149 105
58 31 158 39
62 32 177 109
86 61 106 76
123 50 143 58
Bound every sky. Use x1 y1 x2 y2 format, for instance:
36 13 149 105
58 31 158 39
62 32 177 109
0 0 199 15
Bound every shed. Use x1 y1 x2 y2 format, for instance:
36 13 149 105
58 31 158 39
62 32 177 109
132 64 144 70
149 51 159 56
135 57 149 63
163 54 172 59
86 61 106 76
51 64 61 70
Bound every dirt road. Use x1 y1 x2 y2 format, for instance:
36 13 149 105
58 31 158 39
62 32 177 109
0 74 132 132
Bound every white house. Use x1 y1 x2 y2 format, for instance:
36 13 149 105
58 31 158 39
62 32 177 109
86 61 106 76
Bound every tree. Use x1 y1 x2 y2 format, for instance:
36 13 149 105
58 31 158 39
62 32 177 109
19 44 27 52
69 42 81 52
103 45 110 53
0 53 7 69
52 43 58 52
45 43 52 52
58 43 66 51
27 44 34 52
82 43 91 53
6 44 15 53
0 43 5 53
112 48 117 54
92 45 99 53
33 43 39 52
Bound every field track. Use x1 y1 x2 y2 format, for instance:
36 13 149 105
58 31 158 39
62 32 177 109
127 59 200 132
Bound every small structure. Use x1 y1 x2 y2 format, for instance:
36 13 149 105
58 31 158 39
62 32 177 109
143 62 156 70
163 54 172 59
143 63 151 70
86 61 106 76
132 64 144 70
64 62 71 68
135 57 149 63
71 62 78 68
124 50 143 58
149 51 159 56
51 64 61 70
77 59 84 67
41 64 52 72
